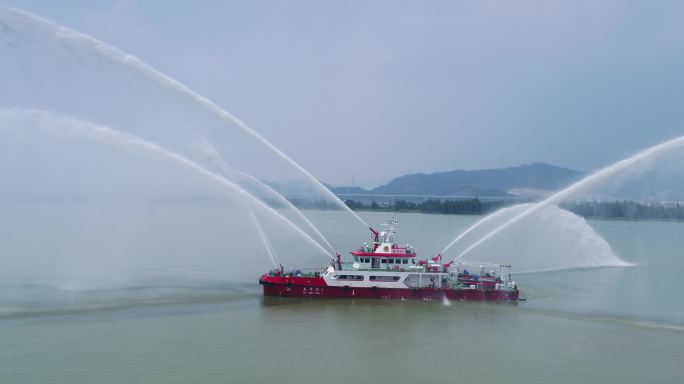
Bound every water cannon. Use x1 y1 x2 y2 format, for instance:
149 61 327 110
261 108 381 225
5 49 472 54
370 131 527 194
369 227 380 243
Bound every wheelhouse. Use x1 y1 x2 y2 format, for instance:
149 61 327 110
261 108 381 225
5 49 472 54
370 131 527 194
350 216 418 270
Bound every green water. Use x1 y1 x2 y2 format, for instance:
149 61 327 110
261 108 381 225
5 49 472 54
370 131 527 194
1 211 684 383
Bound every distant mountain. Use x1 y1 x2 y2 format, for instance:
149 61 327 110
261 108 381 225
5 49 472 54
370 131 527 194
331 163 582 199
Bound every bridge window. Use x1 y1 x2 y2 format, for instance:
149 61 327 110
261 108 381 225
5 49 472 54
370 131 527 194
381 259 387 263
335 275 364 281
402 259 409 264
369 276 401 282
388 259 394 264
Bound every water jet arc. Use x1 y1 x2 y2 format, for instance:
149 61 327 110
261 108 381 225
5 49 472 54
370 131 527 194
455 135 684 260
193 137 337 255
1 110 334 260
440 204 525 256
2 7 369 230
249 210 280 268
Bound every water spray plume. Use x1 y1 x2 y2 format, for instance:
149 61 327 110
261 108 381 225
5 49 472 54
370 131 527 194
248 210 279 268
456 135 684 260
1 110 334 261
440 204 525 255
235 170 337 255
112 134 338 260
109 132 336 261
194 137 337 255
442 295 452 307
0 7 369 230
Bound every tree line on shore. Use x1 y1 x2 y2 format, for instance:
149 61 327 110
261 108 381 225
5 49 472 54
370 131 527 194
342 198 506 215
560 200 684 221
285 196 684 220
339 198 684 220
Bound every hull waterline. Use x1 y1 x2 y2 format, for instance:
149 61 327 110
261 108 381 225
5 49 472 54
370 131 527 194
259 275 519 301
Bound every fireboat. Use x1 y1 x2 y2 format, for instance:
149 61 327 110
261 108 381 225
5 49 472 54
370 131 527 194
259 217 521 301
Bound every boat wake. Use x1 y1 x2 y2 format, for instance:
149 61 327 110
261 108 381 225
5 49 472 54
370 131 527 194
0 283 259 319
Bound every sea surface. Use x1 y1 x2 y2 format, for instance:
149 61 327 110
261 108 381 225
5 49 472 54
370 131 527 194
1 211 683 384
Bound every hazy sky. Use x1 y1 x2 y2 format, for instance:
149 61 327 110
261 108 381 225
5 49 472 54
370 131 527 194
4 0 684 187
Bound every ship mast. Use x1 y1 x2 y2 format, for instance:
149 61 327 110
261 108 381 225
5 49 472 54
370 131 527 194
379 214 398 243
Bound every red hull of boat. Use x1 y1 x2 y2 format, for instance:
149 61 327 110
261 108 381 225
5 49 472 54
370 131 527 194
259 275 519 301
